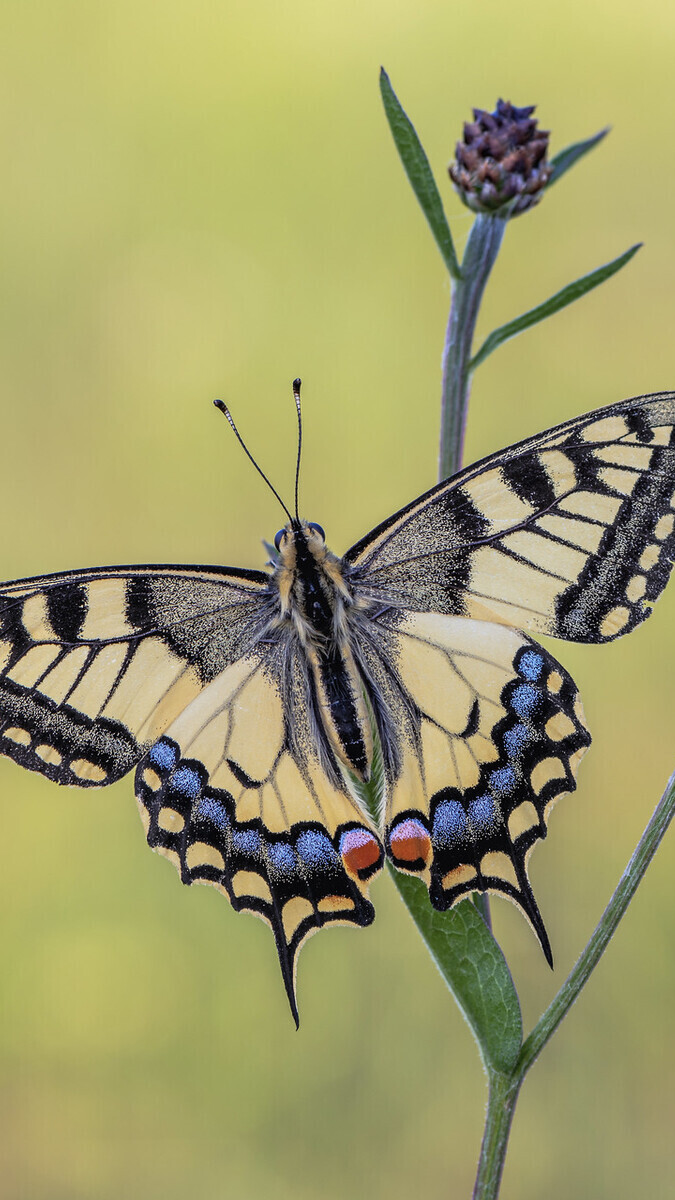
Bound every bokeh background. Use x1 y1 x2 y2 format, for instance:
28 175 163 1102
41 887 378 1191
1 3 674 1197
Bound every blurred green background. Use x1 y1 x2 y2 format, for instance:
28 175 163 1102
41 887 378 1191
1 2 674 1197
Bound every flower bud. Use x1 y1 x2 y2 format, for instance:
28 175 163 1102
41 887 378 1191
449 100 551 217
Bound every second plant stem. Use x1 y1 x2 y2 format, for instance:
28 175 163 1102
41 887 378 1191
472 768 675 1199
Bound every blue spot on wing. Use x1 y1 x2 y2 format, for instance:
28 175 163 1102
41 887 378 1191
148 739 178 771
489 766 517 797
267 841 297 877
296 830 339 870
503 723 534 757
511 683 541 720
432 799 469 848
518 650 544 681
170 766 202 799
468 796 499 835
194 795 230 832
232 828 262 857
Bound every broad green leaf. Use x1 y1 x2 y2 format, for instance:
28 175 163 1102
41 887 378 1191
469 243 641 371
379 67 460 279
391 870 523 1075
353 721 522 1074
547 128 609 187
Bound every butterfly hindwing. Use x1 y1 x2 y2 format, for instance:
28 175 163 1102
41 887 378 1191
365 612 591 957
0 564 270 786
347 393 675 643
135 651 383 1024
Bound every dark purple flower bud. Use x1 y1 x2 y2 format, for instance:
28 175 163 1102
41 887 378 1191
449 100 552 217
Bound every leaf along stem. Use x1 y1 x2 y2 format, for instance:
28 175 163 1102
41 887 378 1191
469 243 641 372
389 868 523 1076
352 762 523 1077
379 68 460 279
547 127 609 187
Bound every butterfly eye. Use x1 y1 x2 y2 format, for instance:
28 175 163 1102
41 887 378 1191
274 529 287 552
309 523 325 540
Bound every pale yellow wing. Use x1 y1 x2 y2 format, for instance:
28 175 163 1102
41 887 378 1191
346 393 675 644
363 612 590 959
0 564 270 786
135 650 383 1024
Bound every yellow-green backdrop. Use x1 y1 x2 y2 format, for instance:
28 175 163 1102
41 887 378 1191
1 3 674 1198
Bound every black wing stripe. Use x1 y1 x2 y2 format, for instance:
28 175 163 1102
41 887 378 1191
46 582 88 641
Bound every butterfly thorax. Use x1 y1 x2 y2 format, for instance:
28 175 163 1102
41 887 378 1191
272 520 373 781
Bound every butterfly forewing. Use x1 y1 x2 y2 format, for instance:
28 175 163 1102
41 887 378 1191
346 393 675 644
0 564 270 785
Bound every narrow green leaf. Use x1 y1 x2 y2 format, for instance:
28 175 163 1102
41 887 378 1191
469 243 641 372
391 870 523 1075
547 127 609 187
379 67 460 279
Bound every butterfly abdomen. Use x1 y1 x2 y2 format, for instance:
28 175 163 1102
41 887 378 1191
308 641 373 780
273 522 373 780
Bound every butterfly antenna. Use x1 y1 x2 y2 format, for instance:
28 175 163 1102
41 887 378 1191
213 398 293 523
293 378 302 522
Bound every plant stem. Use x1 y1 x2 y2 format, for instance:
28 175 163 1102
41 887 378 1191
471 769 675 1197
439 213 506 931
439 214 507 480
518 768 675 1075
472 1071 521 1200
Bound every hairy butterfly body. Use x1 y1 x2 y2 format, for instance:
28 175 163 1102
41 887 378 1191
1 391 674 1022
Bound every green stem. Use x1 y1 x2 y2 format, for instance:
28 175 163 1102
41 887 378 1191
439 213 506 931
472 1071 521 1200
472 769 675 1197
439 214 507 480
518 768 675 1075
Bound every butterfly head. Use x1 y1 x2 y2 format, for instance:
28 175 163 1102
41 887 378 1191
272 519 352 638
274 520 325 555
272 520 330 582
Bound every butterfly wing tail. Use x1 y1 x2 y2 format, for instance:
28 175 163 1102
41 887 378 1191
136 734 382 1023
